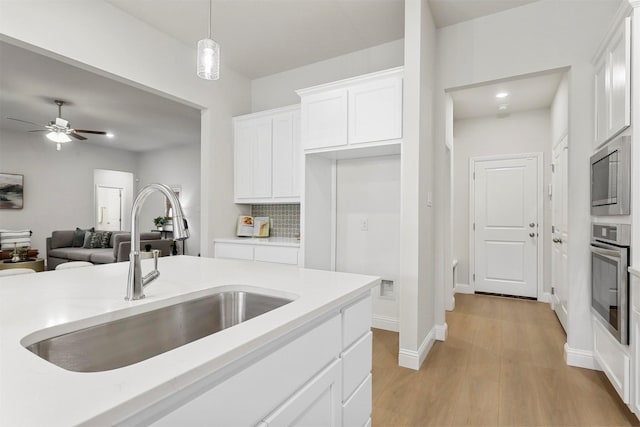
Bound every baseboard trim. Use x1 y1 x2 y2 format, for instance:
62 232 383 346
372 315 399 332
454 283 473 294
538 292 551 303
398 327 435 370
435 323 447 341
446 295 455 311
565 343 600 370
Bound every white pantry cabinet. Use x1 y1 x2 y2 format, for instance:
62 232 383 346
593 15 631 148
233 105 301 203
297 67 403 153
146 296 373 427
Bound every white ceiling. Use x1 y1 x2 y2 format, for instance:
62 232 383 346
428 0 540 28
107 0 406 80
0 0 550 152
450 71 565 120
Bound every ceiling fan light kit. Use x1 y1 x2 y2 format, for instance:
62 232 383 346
197 0 220 81
5 99 109 151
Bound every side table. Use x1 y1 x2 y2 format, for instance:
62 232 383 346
0 258 45 272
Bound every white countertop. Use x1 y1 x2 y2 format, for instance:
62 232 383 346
0 256 378 426
214 236 301 247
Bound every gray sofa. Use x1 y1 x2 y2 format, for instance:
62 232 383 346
46 230 171 270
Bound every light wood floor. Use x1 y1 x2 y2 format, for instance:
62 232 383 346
372 293 640 426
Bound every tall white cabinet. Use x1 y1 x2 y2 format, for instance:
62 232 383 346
593 14 631 148
233 105 301 203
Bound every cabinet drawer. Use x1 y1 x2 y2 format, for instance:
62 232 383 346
342 296 371 349
254 246 299 265
150 315 341 427
342 331 372 401
214 243 254 260
342 374 372 427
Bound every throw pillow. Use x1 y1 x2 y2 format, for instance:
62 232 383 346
100 231 112 249
82 231 94 249
73 227 95 247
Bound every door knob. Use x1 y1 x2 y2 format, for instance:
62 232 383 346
553 238 558 243
529 223 536 228
529 232 535 237
557 238 563 244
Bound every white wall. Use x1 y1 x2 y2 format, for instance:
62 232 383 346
251 39 404 112
0 0 252 258
452 109 552 295
336 155 400 331
136 144 201 256
398 0 437 370
0 129 137 254
433 0 620 360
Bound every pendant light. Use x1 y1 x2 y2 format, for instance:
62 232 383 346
197 0 220 80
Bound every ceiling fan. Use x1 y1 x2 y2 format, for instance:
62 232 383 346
6 100 111 150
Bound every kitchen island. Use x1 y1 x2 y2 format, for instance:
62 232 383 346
0 256 379 426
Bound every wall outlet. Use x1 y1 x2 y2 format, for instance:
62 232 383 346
380 279 395 299
359 218 369 231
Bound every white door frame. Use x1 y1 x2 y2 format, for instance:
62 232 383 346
469 152 545 301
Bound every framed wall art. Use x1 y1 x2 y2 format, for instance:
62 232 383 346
0 173 23 209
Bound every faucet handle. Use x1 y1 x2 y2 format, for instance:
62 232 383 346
152 249 159 270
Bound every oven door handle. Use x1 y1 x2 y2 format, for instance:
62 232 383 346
590 244 622 259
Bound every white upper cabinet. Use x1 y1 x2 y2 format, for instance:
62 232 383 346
301 89 348 150
593 16 631 148
297 67 403 152
272 110 301 198
348 77 403 145
233 105 301 203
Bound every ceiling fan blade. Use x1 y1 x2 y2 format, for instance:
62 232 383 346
74 129 107 135
5 117 45 128
70 132 87 141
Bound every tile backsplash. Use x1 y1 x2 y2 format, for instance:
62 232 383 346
251 204 300 238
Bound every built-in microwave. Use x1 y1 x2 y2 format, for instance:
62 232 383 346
590 135 631 216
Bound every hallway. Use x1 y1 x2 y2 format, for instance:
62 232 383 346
372 294 639 426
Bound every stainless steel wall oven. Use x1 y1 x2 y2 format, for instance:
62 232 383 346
590 223 630 344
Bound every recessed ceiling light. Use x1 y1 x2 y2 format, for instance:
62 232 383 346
106 133 115 138
496 92 509 99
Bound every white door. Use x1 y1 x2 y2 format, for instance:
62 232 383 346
551 137 569 331
472 156 539 298
96 186 122 231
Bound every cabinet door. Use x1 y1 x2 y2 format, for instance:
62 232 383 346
234 118 272 200
272 111 301 199
348 77 402 145
607 17 631 139
263 359 342 427
301 89 348 150
594 56 608 147
632 310 640 417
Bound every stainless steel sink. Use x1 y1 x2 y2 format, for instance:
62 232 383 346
25 291 293 372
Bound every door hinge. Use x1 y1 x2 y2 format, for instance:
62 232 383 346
552 225 555 234
473 223 475 231
473 172 475 180
551 164 555 173
551 287 555 295
473 274 476 281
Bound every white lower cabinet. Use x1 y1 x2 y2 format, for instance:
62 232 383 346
262 359 342 426
214 241 300 266
593 315 630 403
631 274 640 417
141 296 373 427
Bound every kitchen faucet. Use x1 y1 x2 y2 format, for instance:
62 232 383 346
125 183 190 301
